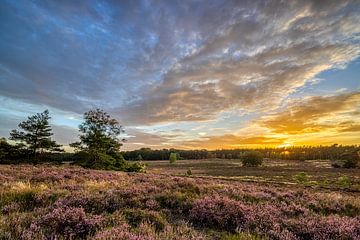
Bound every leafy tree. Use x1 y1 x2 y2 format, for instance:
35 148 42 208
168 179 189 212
9 110 62 162
71 109 144 172
70 108 125 154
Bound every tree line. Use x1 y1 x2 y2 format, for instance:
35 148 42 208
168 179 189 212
123 145 360 161
123 145 360 168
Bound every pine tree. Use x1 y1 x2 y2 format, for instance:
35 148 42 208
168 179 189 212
9 110 62 162
70 108 125 154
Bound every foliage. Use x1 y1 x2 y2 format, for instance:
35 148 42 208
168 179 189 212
241 151 263 167
220 232 266 240
169 152 177 164
8 110 62 162
341 151 359 168
0 165 360 239
331 150 360 168
293 172 309 185
75 150 145 172
123 208 166 231
0 138 30 163
337 176 351 189
70 109 144 172
28 207 102 239
70 108 125 154
122 145 360 161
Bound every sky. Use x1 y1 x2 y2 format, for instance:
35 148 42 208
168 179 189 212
0 0 359 150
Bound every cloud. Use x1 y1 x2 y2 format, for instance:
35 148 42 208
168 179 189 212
257 91 360 134
1 0 359 126
0 0 359 149
118 0 360 124
122 128 179 150
52 125 79 145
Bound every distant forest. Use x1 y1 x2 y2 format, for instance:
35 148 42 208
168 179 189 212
122 145 360 161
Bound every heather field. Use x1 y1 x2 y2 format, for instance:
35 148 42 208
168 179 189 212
1 164 360 240
144 159 360 191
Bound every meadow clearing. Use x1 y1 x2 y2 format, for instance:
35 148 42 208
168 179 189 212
0 160 359 240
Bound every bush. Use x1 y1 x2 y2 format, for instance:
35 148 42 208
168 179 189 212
123 208 166 232
169 153 177 164
337 176 351 189
293 172 309 185
156 192 193 214
28 207 102 239
331 150 359 168
342 151 359 168
124 162 146 172
190 196 250 232
73 151 145 172
241 151 263 167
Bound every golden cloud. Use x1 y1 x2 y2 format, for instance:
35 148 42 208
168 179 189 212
257 92 360 134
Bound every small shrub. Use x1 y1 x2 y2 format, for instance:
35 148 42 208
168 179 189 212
220 232 265 240
293 172 309 185
74 151 145 172
331 161 341 168
169 153 177 164
123 208 166 232
124 162 146 172
337 176 351 189
332 150 359 168
241 151 263 167
29 207 102 239
186 168 192 176
156 192 193 214
190 196 251 232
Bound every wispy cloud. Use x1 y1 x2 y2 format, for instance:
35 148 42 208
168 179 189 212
0 0 359 147
257 91 360 134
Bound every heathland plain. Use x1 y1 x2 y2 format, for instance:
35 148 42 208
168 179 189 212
0 159 359 239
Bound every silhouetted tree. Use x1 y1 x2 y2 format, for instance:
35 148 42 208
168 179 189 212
9 110 62 163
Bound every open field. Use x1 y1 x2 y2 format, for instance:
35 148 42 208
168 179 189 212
1 164 360 239
142 159 360 191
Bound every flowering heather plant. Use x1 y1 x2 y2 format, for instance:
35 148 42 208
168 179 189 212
27 206 102 239
0 164 360 239
94 222 206 240
190 195 252 232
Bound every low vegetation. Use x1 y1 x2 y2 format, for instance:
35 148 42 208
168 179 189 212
0 165 359 239
241 151 263 167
